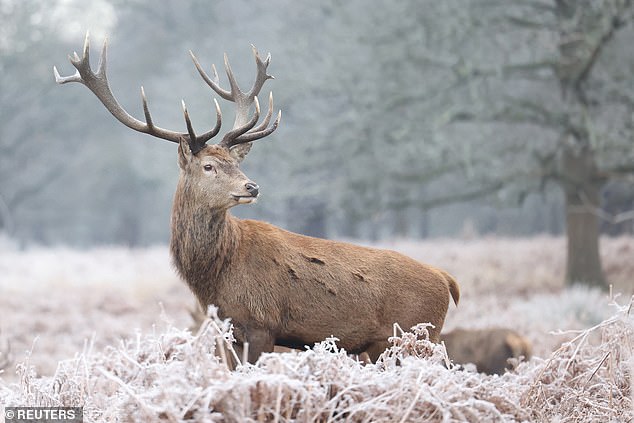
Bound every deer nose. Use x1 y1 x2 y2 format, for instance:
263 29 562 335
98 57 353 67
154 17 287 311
245 182 259 197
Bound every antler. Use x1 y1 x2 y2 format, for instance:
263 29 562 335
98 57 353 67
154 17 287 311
190 45 281 150
53 32 222 155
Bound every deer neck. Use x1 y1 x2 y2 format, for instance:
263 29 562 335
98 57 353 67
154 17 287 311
170 184 240 303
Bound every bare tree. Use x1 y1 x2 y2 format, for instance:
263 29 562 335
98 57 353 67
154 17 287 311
372 0 634 287
488 1 631 287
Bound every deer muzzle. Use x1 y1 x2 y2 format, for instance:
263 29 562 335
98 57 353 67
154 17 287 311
245 182 259 198
232 182 259 204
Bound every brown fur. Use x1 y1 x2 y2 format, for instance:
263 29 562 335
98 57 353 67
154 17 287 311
441 328 531 375
171 144 460 363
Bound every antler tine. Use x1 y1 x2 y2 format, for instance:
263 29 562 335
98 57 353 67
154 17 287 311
81 30 91 67
180 99 222 154
53 65 81 84
190 51 232 101
55 33 224 153
53 31 90 84
220 96 262 148
223 53 243 104
140 86 154 129
246 44 274 100
182 100 198 145
195 98 223 144
249 92 274 133
95 33 107 77
232 109 281 145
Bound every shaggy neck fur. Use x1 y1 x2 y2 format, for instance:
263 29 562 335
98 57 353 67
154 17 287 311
169 179 240 305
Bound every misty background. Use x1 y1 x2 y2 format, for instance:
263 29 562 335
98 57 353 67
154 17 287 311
1 0 633 250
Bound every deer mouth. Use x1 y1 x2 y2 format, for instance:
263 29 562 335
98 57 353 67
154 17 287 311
232 194 257 204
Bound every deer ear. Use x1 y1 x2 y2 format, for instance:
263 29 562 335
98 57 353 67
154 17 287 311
229 143 252 163
178 138 193 169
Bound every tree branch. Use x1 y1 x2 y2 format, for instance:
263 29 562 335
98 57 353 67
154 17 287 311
504 15 557 30
602 163 634 178
448 97 590 142
446 103 558 131
570 191 634 225
481 0 557 14
501 60 558 77
388 181 506 212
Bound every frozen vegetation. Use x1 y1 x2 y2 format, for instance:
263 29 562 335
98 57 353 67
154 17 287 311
0 236 632 421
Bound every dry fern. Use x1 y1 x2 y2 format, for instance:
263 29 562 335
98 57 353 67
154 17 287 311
1 298 631 422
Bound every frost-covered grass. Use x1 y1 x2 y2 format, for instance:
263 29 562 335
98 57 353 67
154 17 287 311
0 236 632 421
1 303 632 422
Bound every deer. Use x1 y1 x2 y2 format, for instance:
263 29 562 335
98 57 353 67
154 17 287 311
54 34 460 364
441 328 532 375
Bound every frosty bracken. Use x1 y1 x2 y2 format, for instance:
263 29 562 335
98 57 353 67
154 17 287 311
54 33 459 363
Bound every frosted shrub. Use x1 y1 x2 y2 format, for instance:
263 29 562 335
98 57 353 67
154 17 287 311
1 299 628 422
520 297 633 421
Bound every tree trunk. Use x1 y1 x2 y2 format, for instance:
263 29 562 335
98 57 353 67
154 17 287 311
564 186 605 287
561 145 606 288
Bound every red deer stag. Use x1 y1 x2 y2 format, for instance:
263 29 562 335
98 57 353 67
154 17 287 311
54 34 460 364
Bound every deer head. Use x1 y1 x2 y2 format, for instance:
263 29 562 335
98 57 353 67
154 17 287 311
54 32 281 211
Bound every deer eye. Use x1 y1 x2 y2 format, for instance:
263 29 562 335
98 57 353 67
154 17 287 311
203 164 215 172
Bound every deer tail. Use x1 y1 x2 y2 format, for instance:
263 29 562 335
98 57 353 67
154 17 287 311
439 269 460 306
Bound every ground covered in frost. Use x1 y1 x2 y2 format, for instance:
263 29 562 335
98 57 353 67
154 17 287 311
0 236 632 421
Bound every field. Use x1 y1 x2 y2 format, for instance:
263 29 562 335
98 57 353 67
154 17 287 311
0 236 632 421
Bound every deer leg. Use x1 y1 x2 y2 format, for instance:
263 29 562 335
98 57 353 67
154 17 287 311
357 352 373 365
244 328 275 364
365 341 390 363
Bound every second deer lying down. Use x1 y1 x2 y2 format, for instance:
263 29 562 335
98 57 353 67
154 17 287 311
55 34 460 364
441 328 532 375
